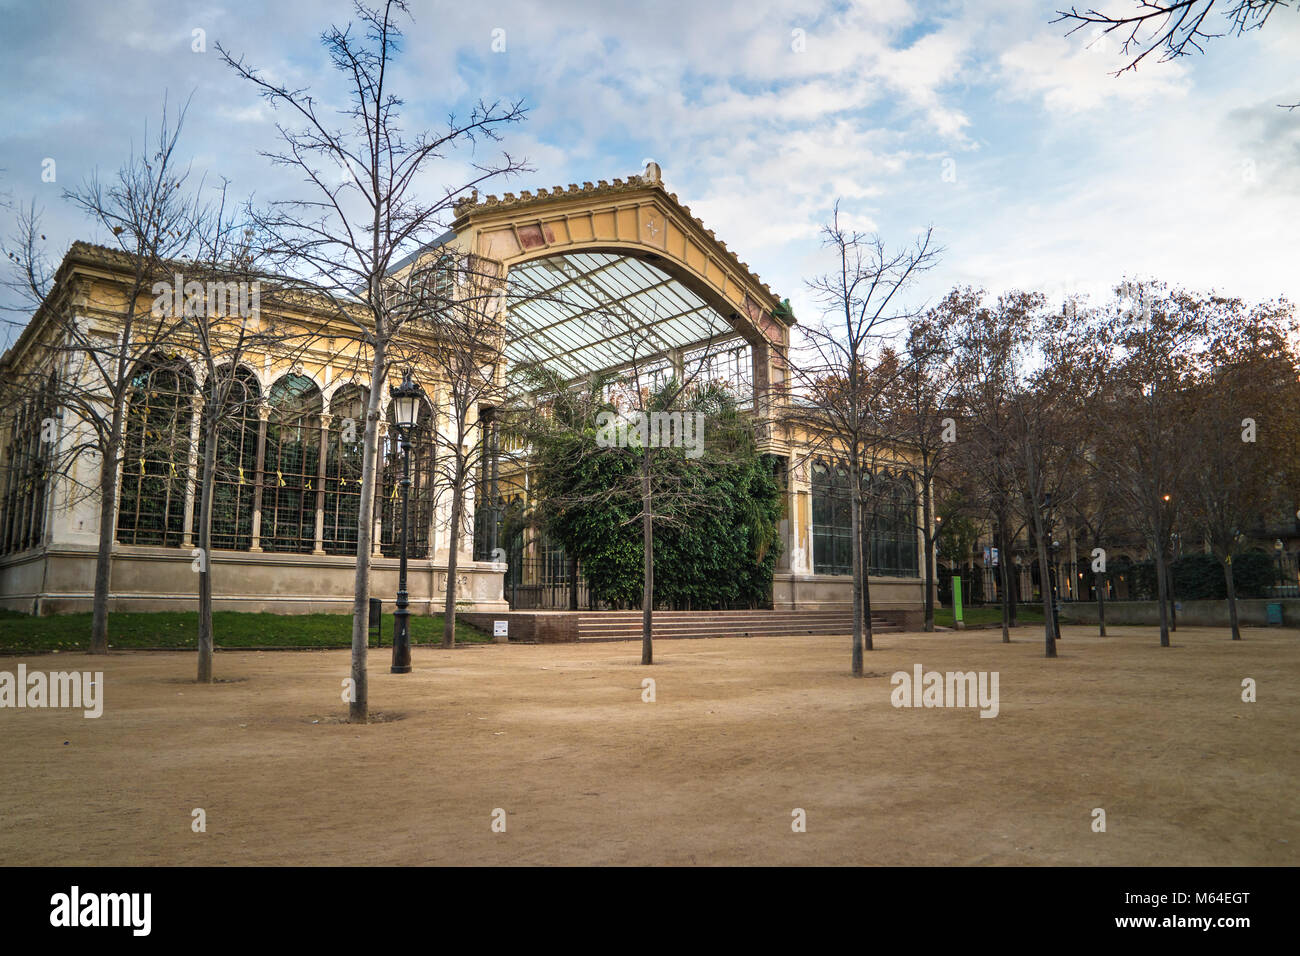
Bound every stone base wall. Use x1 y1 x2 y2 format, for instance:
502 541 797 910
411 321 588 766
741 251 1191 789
771 571 924 625
459 611 579 643
0 545 509 616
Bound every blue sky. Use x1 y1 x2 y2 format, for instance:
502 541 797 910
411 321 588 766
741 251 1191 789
2 0 1298 348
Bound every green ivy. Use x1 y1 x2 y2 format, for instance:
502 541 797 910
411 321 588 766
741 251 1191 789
527 384 783 609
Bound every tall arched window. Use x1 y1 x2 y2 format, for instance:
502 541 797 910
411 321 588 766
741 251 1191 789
811 459 852 575
867 473 919 577
195 365 260 551
0 373 57 554
811 461 919 578
262 373 323 554
117 357 195 547
323 385 368 555
379 398 435 559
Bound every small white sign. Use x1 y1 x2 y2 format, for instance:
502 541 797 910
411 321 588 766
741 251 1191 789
494 620 508 637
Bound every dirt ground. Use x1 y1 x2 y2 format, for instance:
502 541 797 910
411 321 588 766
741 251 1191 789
1 625 1296 866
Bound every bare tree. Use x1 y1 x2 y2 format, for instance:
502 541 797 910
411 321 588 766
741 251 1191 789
396 253 510 649
180 189 333 680
218 0 528 721
1 99 207 653
513 291 747 665
1182 297 1299 639
946 288 1028 645
779 204 938 675
1005 299 1088 659
1054 1 1297 106
883 300 962 631
1091 281 1207 647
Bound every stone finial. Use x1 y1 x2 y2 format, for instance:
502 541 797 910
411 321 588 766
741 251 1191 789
520 190 532 199
643 161 662 184
582 182 594 189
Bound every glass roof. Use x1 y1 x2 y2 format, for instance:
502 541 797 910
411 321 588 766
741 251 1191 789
503 251 743 390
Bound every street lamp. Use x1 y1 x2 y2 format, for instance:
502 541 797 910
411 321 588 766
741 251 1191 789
389 370 424 675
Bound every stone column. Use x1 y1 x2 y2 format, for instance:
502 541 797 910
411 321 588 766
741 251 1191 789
314 414 331 554
788 457 812 574
181 399 202 548
249 404 270 552
372 421 387 559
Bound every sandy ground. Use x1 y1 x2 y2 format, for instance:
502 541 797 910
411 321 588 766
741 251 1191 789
1 625 1296 866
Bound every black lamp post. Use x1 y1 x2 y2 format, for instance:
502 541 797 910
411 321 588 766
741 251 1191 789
389 370 424 675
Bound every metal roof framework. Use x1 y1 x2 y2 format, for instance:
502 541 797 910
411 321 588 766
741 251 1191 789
502 251 746 392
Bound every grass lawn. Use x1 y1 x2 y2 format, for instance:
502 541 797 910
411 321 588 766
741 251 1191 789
0 609 491 654
949 604 1046 628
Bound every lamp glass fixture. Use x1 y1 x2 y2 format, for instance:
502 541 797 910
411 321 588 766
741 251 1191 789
390 372 423 429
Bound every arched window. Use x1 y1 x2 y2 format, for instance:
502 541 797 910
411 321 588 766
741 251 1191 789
195 365 260 551
811 462 918 578
379 398 435 559
262 373 323 554
811 459 852 575
0 373 57 554
117 357 195 546
868 473 919 578
323 385 369 555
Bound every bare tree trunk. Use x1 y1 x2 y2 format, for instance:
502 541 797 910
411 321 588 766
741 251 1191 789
197 422 218 683
1225 557 1241 642
861 498 876 651
640 449 653 666
1166 560 1177 632
443 460 465 649
849 467 864 677
349 349 385 723
1034 533 1057 658
1027 495 1056 658
1154 545 1171 647
89 408 124 655
922 480 934 632
1095 567 1107 637
862 526 875 652
1004 507 1019 628
998 512 1011 643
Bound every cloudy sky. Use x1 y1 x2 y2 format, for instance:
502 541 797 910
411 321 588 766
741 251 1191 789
2 0 1298 348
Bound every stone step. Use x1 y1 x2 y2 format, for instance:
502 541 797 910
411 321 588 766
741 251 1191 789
575 609 903 641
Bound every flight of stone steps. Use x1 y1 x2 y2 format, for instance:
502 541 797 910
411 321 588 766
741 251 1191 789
576 609 903 642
